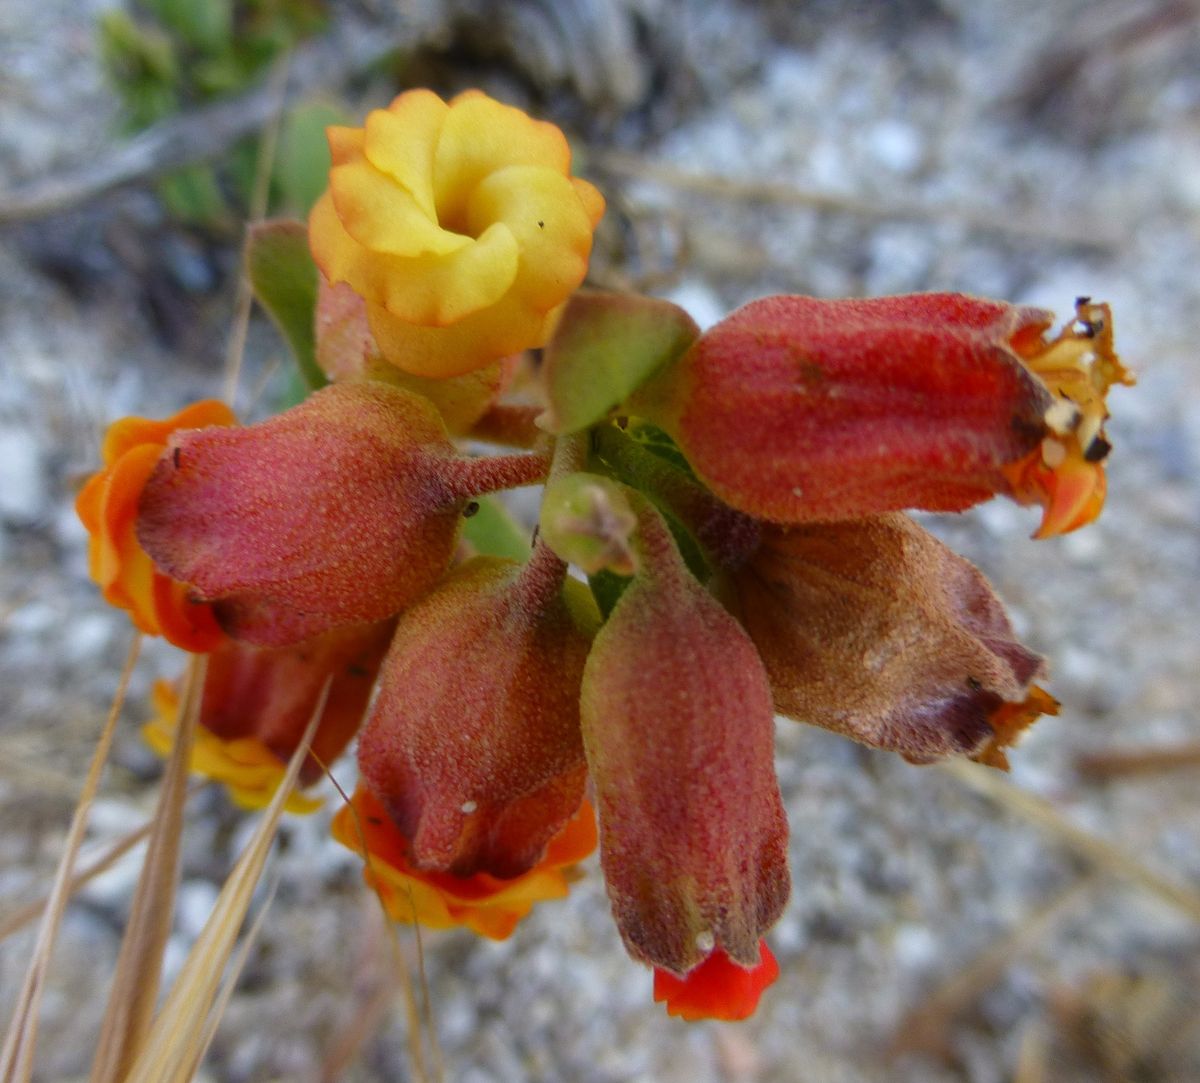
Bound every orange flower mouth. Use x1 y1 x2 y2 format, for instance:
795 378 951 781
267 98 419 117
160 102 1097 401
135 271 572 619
331 785 597 940
1003 298 1134 537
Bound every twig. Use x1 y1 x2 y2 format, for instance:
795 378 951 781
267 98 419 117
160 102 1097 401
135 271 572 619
0 634 141 1083
0 9 441 225
940 760 1200 922
1076 742 1200 779
595 150 1126 253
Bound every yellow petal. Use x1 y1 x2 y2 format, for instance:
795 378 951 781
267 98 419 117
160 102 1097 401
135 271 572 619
363 90 448 219
572 177 607 228
330 160 468 258
467 164 594 311
313 188 519 323
434 91 571 231
326 125 366 168
367 292 549 378
383 222 521 324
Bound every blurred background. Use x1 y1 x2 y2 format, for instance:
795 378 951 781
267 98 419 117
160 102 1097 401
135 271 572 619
2 1 1199 1080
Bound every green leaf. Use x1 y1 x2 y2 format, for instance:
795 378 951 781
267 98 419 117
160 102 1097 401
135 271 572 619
146 0 233 52
461 497 533 562
538 290 700 435
274 101 344 215
157 165 228 225
245 219 326 390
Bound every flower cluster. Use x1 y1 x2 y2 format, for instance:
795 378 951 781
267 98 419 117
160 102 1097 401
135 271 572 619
79 88 1131 1022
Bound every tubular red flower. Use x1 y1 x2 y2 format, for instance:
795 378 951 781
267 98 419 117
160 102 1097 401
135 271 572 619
728 513 1056 765
653 940 780 1022
76 400 236 652
331 784 597 939
581 500 790 975
632 293 1128 529
136 382 464 646
356 546 599 878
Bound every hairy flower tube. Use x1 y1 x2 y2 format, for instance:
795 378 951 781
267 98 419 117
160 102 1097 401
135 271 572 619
575 491 790 977
309 88 605 378
144 620 394 811
76 400 235 651
631 293 1130 532
728 513 1057 766
331 784 597 939
356 543 600 878
135 381 550 646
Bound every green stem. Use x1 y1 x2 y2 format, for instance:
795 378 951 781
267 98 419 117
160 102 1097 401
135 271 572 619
592 425 760 569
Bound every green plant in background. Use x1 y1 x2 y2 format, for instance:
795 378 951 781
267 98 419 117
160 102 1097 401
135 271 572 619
98 0 341 225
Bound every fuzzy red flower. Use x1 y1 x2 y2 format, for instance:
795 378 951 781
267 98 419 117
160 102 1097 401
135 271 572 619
632 293 1130 533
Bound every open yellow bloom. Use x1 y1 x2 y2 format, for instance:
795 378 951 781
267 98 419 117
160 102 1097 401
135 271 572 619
309 88 605 379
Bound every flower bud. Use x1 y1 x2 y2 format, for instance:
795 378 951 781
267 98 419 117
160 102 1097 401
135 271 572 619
136 382 462 646
633 293 1127 526
581 503 790 975
357 546 600 878
76 400 236 651
729 513 1054 765
539 472 639 577
144 619 394 809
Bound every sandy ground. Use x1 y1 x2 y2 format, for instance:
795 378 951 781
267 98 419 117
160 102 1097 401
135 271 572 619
2 1 1199 1080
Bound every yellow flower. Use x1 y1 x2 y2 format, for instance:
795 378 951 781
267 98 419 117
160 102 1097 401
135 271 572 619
309 88 605 379
143 680 323 814
331 784 597 940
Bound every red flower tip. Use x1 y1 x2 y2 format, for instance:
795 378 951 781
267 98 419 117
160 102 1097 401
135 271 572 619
653 940 780 1022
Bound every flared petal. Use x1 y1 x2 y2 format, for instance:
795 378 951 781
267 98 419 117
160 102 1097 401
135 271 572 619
653 941 780 1022
331 785 596 939
76 400 235 651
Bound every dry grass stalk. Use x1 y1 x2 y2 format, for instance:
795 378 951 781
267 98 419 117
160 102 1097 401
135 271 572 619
0 633 142 1083
222 53 290 406
940 760 1200 922
1076 742 1200 779
90 654 206 1083
595 150 1125 252
323 767 442 1083
121 679 331 1083
195 874 280 1066
892 875 1096 1057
